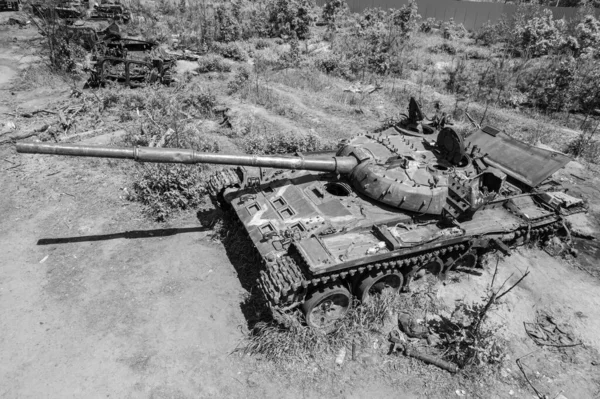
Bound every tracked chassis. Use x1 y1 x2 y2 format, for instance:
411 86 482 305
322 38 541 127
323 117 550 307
17 120 587 331
211 126 585 329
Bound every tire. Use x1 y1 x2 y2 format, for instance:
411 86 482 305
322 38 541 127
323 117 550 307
302 285 351 332
357 271 404 303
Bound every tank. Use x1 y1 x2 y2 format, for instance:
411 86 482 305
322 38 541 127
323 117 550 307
16 123 587 331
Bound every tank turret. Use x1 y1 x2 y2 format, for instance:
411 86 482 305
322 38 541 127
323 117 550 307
16 124 586 331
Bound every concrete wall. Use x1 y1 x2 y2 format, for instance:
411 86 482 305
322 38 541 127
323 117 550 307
315 0 598 30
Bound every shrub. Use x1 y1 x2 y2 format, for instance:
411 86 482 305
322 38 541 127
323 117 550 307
211 42 247 61
254 38 271 49
514 8 570 57
574 14 600 58
314 53 353 79
214 0 243 42
228 67 250 94
278 32 301 67
322 0 348 26
391 0 420 39
267 0 314 40
129 164 208 221
196 55 232 73
321 3 420 80
241 130 333 155
441 18 466 40
420 17 440 33
445 57 471 97
429 43 457 55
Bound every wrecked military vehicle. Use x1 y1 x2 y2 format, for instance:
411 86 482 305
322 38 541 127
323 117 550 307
16 109 586 331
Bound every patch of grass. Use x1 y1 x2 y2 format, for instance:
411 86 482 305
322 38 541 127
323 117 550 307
10 65 76 92
240 290 405 364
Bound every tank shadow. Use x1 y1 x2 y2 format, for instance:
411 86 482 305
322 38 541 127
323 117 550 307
213 210 272 330
37 226 209 245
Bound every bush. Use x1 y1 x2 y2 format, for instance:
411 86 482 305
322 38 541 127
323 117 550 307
314 53 353 79
278 32 301 67
420 17 440 33
196 55 232 73
322 0 348 26
445 57 471 97
211 42 247 61
391 0 420 39
267 0 314 40
254 38 271 49
129 164 208 221
320 2 420 80
429 43 457 55
574 14 600 58
228 67 250 94
241 130 332 155
214 0 243 42
514 8 570 57
105 85 221 221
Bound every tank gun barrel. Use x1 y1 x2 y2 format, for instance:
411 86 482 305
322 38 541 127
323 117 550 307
16 142 358 174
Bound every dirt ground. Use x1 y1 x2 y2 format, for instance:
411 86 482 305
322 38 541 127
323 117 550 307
2 12 600 399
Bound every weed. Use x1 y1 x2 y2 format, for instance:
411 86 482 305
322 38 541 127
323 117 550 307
432 296 506 369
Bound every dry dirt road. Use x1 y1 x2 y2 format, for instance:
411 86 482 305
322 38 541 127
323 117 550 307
2 13 600 399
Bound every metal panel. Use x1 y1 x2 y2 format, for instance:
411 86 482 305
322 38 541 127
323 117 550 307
466 128 571 187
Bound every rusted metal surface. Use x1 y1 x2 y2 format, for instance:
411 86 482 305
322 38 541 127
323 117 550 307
88 57 173 88
466 127 572 187
16 142 359 173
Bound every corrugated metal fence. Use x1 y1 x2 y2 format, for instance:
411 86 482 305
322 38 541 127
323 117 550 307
315 0 598 30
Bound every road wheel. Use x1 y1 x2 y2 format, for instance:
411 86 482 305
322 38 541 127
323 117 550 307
447 251 477 272
357 271 404 303
303 285 351 332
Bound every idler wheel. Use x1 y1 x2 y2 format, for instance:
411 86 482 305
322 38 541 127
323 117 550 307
357 270 404 302
303 285 351 332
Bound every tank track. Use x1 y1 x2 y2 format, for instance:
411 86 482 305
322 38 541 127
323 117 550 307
258 220 562 309
207 168 241 198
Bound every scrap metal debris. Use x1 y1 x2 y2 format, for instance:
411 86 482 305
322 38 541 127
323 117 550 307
388 329 459 373
30 3 175 88
524 312 582 348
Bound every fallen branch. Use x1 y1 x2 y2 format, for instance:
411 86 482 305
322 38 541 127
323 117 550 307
496 270 530 301
465 112 481 129
0 124 50 145
516 351 546 399
0 131 40 145
17 109 57 118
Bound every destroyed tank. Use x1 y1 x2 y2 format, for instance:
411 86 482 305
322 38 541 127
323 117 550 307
16 123 587 331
